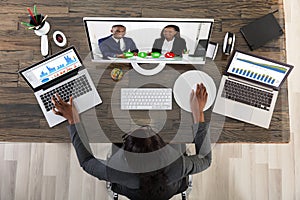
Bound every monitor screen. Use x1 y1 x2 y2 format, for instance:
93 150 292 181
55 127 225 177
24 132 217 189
83 17 214 64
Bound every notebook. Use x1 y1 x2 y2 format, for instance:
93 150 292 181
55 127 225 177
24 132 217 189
213 50 293 129
240 12 283 50
19 46 102 127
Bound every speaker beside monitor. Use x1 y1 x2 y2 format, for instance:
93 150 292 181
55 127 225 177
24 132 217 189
223 32 235 56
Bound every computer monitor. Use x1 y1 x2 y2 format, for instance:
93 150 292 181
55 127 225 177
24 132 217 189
83 17 214 65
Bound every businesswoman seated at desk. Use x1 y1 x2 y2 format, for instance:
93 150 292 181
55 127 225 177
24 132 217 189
151 25 187 57
51 83 211 200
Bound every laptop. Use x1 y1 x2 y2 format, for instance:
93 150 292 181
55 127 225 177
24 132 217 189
213 50 293 128
19 46 102 127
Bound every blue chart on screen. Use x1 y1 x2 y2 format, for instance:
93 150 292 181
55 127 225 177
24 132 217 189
40 55 78 84
227 52 289 88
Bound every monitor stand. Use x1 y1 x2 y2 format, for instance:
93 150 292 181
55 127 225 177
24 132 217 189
131 62 166 76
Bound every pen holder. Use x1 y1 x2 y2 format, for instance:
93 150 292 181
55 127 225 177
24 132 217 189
32 20 50 57
34 21 50 36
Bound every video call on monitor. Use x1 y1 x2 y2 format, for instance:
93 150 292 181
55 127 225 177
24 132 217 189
83 17 214 64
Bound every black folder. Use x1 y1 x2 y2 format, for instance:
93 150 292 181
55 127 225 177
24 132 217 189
240 12 283 50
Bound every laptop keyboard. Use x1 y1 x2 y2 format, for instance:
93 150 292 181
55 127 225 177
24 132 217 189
40 75 92 112
222 79 273 111
121 88 172 110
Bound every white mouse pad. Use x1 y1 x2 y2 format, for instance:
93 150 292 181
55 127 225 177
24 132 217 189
173 70 216 112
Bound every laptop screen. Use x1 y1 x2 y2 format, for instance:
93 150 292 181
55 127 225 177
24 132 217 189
226 51 293 89
21 47 82 90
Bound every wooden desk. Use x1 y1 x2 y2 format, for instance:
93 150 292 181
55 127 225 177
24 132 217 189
0 0 289 143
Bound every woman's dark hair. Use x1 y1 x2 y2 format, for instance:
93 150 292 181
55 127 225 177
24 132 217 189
123 126 166 153
160 24 181 38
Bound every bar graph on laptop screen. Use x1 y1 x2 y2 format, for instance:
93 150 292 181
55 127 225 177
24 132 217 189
22 49 82 89
227 51 289 88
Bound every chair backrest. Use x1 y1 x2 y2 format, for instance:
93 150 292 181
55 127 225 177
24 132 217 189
108 143 193 199
98 34 112 47
94 35 112 58
175 176 189 194
110 175 191 199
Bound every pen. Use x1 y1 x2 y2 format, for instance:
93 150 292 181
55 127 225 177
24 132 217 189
33 5 38 23
41 15 48 24
27 7 38 25
21 22 34 27
33 5 37 16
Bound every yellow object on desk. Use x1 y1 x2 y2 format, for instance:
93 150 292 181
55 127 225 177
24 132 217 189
111 68 124 81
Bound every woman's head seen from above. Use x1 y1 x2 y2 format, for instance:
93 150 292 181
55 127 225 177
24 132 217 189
123 125 166 154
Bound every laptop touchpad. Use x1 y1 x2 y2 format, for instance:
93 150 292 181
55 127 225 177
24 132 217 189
232 106 253 121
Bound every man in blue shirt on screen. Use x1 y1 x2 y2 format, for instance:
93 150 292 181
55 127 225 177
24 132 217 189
99 25 139 59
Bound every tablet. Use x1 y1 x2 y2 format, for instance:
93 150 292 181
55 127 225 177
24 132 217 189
240 12 283 50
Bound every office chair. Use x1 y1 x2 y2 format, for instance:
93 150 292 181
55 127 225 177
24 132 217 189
106 143 193 200
92 34 112 58
107 175 192 200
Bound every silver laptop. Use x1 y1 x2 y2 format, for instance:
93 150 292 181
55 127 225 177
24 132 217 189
19 46 102 127
213 50 293 129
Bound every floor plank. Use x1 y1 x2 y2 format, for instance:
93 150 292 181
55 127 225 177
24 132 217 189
1 161 17 200
41 176 56 200
28 144 44 200
14 143 31 200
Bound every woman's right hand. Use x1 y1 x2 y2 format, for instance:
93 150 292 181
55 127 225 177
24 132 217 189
52 94 80 125
190 83 208 123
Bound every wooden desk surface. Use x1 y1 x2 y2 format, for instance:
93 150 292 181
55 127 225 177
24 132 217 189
0 0 289 143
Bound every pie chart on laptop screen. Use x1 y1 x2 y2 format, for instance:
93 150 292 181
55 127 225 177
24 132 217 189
173 70 216 112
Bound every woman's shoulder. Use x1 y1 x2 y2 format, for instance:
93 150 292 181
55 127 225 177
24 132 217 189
175 37 186 42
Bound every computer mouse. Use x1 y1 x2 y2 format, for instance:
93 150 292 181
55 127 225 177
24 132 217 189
223 32 235 55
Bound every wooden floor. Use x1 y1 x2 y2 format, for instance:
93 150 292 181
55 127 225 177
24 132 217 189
1 0 300 199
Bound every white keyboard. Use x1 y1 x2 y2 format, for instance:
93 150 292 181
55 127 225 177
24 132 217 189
121 88 172 110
